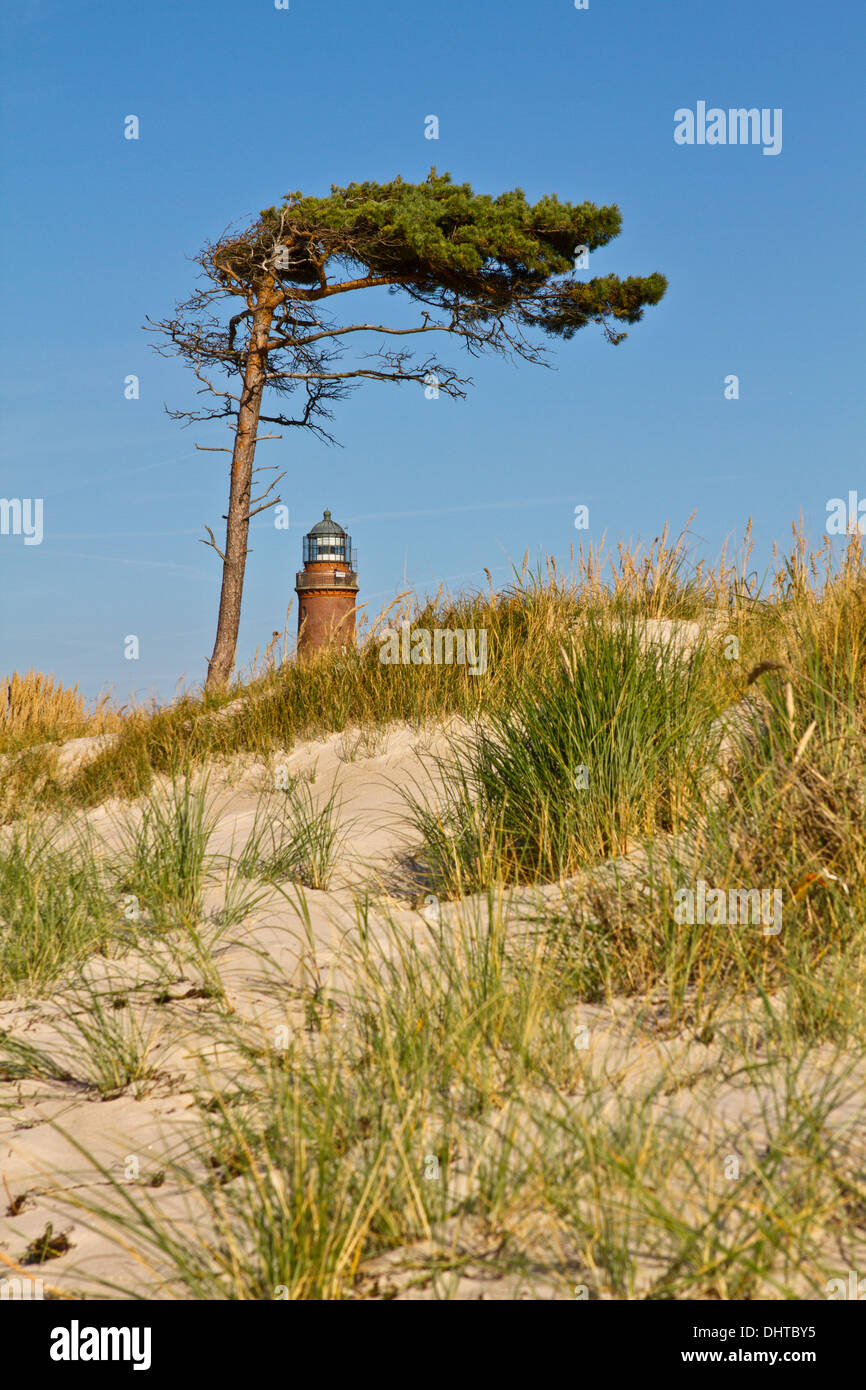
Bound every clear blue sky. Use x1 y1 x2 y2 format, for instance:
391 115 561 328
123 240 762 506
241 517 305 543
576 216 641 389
1 0 863 703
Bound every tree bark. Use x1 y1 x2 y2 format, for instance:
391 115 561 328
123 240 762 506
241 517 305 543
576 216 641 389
205 291 277 691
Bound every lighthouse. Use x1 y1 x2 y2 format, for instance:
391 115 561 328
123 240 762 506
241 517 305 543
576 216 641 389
295 509 358 656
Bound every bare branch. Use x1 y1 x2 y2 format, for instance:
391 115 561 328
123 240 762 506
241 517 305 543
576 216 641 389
310 273 413 300
198 525 226 562
249 470 285 510
246 496 283 521
266 319 453 352
228 309 252 347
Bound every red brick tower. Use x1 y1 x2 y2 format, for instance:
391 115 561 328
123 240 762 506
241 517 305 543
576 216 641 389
295 509 358 655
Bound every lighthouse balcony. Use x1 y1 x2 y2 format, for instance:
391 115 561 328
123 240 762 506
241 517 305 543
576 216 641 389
295 568 358 592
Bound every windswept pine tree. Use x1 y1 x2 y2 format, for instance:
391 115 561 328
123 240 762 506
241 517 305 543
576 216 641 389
150 171 667 689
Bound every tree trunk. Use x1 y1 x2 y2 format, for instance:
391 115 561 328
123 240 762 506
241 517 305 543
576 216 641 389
205 294 276 691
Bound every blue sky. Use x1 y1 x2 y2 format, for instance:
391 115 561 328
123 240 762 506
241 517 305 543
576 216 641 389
1 0 863 702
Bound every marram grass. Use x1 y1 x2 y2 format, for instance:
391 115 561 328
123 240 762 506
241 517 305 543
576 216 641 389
1 520 865 1300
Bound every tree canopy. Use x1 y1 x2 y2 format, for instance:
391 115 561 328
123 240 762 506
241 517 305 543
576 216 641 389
215 170 665 342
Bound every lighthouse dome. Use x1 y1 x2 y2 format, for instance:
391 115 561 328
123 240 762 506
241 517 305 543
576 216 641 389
307 508 346 538
302 509 353 564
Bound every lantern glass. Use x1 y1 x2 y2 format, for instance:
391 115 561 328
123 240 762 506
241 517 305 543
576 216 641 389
302 512 353 566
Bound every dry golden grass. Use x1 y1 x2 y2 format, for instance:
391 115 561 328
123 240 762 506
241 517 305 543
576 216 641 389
0 669 121 752
1 520 863 818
